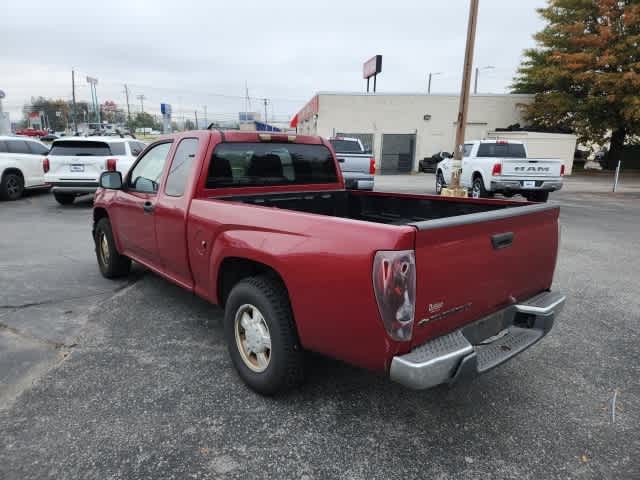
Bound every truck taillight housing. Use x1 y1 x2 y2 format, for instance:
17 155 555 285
106 158 117 172
369 158 376 175
372 250 416 341
43 157 50 173
560 164 565 176
491 163 502 176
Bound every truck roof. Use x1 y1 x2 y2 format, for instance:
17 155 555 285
471 139 524 145
164 130 327 145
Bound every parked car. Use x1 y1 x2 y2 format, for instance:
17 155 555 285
0 136 50 200
93 130 565 395
44 136 147 205
419 151 452 173
40 134 59 142
328 137 375 190
14 128 48 137
436 140 564 202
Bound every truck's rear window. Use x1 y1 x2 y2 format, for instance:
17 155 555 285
206 143 338 188
477 143 526 158
49 141 114 156
329 139 363 154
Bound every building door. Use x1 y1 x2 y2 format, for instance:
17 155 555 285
380 134 416 174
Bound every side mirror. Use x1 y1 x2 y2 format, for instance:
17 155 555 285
99 171 123 190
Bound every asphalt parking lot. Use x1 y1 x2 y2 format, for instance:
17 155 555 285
1 173 639 479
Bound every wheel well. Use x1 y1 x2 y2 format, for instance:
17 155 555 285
472 171 483 181
93 207 109 225
2 168 23 181
217 257 287 306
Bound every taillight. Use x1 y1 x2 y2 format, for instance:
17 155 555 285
491 163 502 176
106 158 117 172
372 250 416 341
560 164 565 176
369 158 376 175
43 158 50 173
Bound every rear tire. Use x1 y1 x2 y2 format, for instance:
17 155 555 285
54 193 76 205
435 171 445 195
94 217 131 278
471 176 489 198
224 275 304 395
525 191 549 202
0 173 24 201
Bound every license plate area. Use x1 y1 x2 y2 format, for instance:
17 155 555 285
70 164 85 172
522 180 536 188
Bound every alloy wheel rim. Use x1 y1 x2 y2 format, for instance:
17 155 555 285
472 182 481 198
234 303 271 373
100 233 110 265
7 177 19 197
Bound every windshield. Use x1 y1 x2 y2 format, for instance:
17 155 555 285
206 143 338 188
329 139 363 154
477 143 526 158
50 141 114 156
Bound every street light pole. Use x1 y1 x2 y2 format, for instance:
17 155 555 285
474 65 495 94
427 72 442 94
445 0 479 196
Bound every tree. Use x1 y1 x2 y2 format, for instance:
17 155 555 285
130 112 162 131
100 100 127 125
512 0 640 165
184 119 195 131
23 97 70 131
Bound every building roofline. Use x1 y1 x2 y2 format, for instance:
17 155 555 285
312 91 534 98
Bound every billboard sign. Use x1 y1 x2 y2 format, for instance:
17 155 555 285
160 103 172 115
363 55 382 79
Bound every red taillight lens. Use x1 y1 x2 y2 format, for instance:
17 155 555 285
106 158 117 172
43 158 50 173
372 250 416 341
369 158 376 175
491 163 502 176
560 164 565 176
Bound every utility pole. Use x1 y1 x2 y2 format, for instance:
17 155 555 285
71 69 77 132
137 94 146 113
444 0 479 197
194 110 198 129
203 105 207 127
263 98 269 124
123 84 131 124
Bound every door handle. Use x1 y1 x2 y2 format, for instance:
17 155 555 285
491 232 514 250
143 201 154 214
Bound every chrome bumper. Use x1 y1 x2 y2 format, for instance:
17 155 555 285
490 179 563 192
50 182 98 194
389 291 565 390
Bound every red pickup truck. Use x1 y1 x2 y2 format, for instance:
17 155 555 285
92 130 565 395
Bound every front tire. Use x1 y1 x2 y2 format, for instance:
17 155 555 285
94 217 131 278
54 193 76 205
0 173 24 201
224 275 304 395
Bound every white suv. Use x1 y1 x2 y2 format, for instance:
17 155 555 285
44 137 146 205
0 136 51 200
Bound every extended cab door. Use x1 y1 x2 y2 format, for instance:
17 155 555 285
111 141 173 264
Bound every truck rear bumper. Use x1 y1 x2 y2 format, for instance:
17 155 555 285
389 291 565 390
50 182 98 194
490 179 563 192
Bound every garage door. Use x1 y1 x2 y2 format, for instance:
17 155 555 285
380 134 416 174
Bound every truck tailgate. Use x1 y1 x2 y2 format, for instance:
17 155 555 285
501 158 562 177
336 154 371 173
410 204 559 348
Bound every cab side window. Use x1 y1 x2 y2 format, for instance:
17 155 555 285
165 138 198 197
6 140 30 154
127 142 172 193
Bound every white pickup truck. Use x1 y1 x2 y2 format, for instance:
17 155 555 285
436 140 564 202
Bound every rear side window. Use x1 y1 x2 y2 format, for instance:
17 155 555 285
109 143 126 156
6 140 30 154
206 143 338 188
477 143 526 158
49 141 111 156
128 141 144 156
27 142 49 155
165 138 198 197
462 143 473 157
329 139 363 154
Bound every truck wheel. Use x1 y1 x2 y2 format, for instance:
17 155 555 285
471 176 489 198
94 217 131 278
224 275 304 395
527 191 549 202
54 193 76 205
0 173 24 201
435 171 445 194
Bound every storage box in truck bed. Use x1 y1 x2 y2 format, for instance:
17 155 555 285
93 130 565 395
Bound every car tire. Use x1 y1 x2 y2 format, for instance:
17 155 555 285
0 172 24 201
54 193 76 205
94 217 132 278
471 176 489 198
526 191 549 203
224 275 305 395
435 171 445 195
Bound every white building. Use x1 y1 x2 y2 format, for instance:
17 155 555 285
294 92 534 173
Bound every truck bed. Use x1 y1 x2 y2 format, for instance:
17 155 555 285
217 189 520 226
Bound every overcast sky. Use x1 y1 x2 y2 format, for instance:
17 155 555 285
1 0 546 124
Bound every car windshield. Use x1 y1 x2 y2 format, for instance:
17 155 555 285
477 143 526 158
49 141 112 156
206 143 338 188
329 139 363 154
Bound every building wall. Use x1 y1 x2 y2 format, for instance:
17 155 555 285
296 92 533 171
